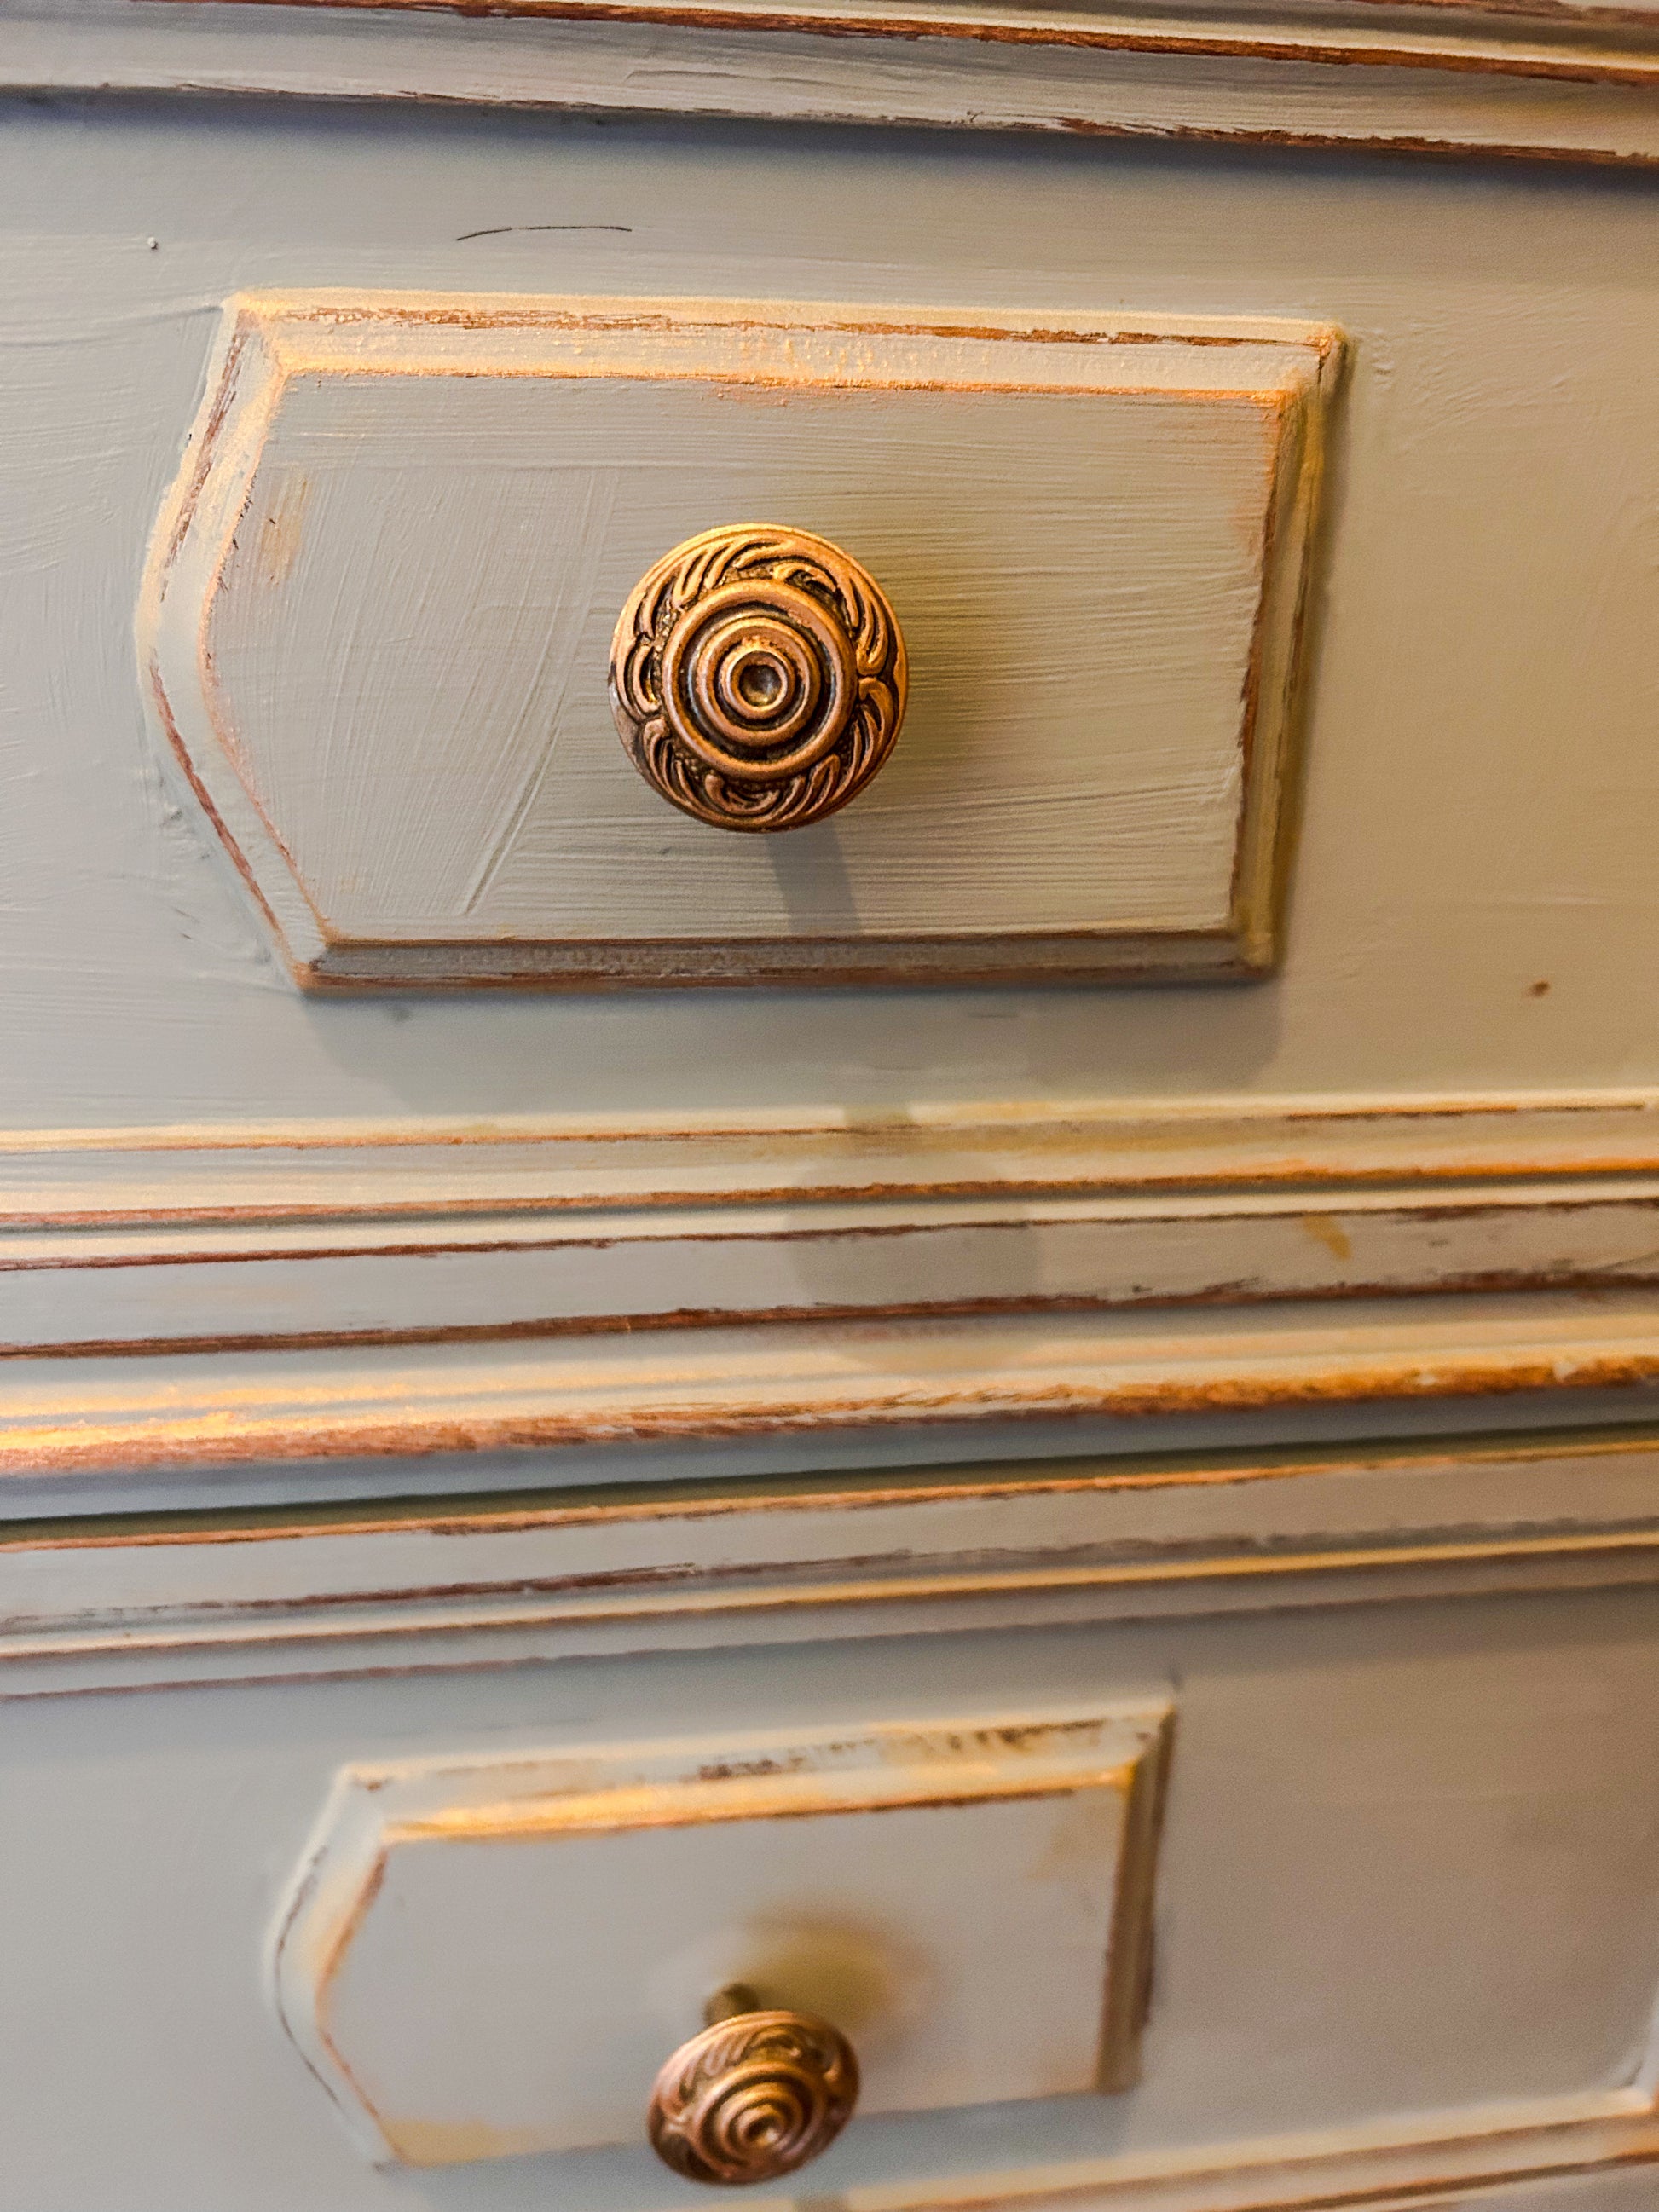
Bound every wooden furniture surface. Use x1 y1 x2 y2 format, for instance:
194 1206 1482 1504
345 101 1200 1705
3 13 1658 2209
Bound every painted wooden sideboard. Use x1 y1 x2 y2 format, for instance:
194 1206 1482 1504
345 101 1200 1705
3 5 1659 2208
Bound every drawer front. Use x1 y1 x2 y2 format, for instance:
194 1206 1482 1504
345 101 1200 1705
3 95 1656 1129
3 1473 1658 2211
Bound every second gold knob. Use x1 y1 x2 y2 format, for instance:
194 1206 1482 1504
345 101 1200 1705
646 1984 860 2186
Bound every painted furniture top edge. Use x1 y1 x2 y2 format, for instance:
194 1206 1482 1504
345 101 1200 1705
146 0 1659 59
16 0 1659 166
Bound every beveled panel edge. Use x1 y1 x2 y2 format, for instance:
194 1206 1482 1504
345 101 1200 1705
9 0 1659 166
297 928 1260 991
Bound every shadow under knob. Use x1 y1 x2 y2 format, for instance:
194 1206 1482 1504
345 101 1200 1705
609 523 907 834
646 1985 860 2186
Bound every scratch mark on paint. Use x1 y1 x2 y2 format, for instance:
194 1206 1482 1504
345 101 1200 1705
454 224 634 241
460 469 621 915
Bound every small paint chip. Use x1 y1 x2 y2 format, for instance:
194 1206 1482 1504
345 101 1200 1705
1301 1212 1353 1263
257 474 311 589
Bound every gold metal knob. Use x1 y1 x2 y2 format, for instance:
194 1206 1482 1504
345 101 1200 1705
646 1983 860 2186
609 524 907 833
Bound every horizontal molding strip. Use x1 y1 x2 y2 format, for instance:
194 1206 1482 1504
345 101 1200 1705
172 0 1659 73
3 1098 1659 1481
4 1425 1659 1682
858 2104 1659 2212
6 1094 1659 1360
11 1093 1659 1219
11 0 1659 165
8 1287 1659 1476
13 1530 1659 1696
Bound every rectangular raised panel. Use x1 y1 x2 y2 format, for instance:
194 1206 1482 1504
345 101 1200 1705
273 1706 1171 2167
141 292 1339 988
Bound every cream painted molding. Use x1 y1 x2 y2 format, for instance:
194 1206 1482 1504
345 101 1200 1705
9 0 1659 164
9 1426 1659 1695
14 1291 1659 1480
9 1094 1659 1477
6 1092 1659 1355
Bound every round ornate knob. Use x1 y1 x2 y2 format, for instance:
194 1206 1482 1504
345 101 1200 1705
609 523 907 833
646 1984 860 2186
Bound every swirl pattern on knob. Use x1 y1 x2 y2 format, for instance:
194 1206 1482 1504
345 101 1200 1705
609 524 907 833
647 2008 860 2186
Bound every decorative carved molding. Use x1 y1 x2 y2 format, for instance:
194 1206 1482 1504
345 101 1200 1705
12 1293 1659 1490
611 524 907 835
7 1428 1659 1687
9 1092 1659 1222
9 1094 1659 1375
